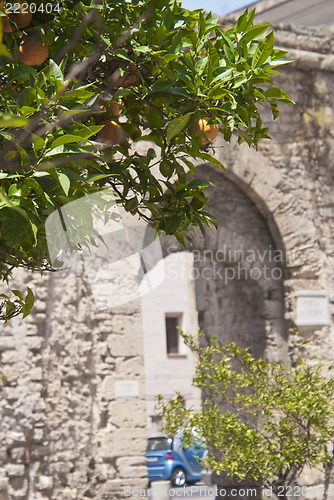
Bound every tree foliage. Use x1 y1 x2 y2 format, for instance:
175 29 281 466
0 0 293 319
157 333 334 499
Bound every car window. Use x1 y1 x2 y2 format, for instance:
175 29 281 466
146 438 172 452
182 440 205 451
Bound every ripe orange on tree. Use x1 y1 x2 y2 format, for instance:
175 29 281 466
0 0 32 32
19 35 49 66
109 99 123 116
192 117 219 145
98 99 123 117
96 121 124 144
109 63 139 88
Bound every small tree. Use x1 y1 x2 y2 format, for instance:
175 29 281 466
157 333 334 499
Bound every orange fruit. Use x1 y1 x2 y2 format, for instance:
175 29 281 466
19 36 49 66
111 64 139 88
192 117 219 145
110 99 123 116
96 121 123 144
0 1 15 32
99 99 123 117
120 71 138 88
1 1 32 32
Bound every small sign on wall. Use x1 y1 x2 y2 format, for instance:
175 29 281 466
296 291 330 326
115 380 139 398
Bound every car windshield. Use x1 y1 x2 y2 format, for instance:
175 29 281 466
146 438 172 452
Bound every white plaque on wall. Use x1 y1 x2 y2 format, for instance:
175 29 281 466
296 291 330 326
115 381 139 398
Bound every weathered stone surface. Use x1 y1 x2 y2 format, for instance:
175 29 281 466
1 351 19 364
0 338 15 351
8 448 24 462
98 478 148 500
4 464 24 477
99 429 146 459
109 400 147 428
116 456 147 478
107 333 143 356
0 478 9 491
0 269 147 498
36 475 53 490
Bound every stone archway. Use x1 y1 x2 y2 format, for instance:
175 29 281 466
157 163 288 499
160 164 288 361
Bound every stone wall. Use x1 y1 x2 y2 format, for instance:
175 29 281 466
160 169 288 362
0 269 147 500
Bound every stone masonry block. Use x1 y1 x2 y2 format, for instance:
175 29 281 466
36 476 53 490
99 430 146 459
98 478 148 499
107 334 143 357
0 338 15 351
24 337 43 350
108 400 146 428
0 477 9 491
116 456 147 479
5 464 25 477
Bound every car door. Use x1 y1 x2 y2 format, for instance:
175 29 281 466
182 441 205 476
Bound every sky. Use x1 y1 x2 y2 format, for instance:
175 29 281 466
181 0 256 16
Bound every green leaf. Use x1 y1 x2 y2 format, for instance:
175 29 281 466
160 160 174 178
180 157 196 175
0 43 12 59
200 211 218 227
210 68 234 85
165 86 193 98
235 9 250 33
0 114 29 128
0 207 30 247
11 289 23 300
86 174 112 182
32 134 46 153
264 87 295 104
111 48 133 62
50 134 86 150
124 197 138 212
48 59 64 82
233 75 248 89
133 45 151 54
165 215 180 235
19 106 37 117
252 31 274 69
224 44 235 63
207 88 230 100
187 179 213 190
270 102 279 120
22 287 35 318
196 152 225 170
239 24 269 46
148 80 174 94
44 145 64 156
58 173 70 196
167 112 193 142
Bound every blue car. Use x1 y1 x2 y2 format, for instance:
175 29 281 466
146 435 205 487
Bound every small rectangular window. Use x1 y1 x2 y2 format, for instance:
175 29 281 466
165 315 181 355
